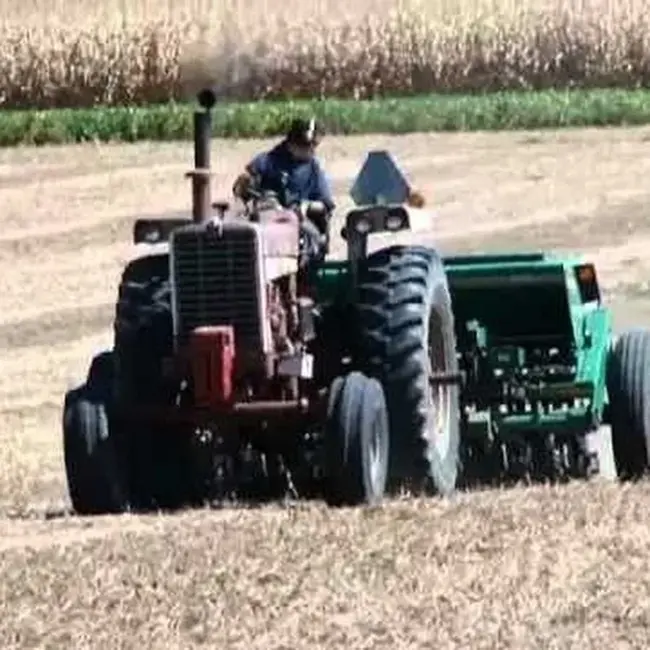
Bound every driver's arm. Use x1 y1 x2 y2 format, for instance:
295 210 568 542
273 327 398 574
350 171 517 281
233 152 267 199
305 160 335 235
310 159 335 213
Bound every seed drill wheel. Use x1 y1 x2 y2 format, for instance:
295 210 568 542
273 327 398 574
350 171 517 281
607 328 650 479
354 245 461 496
324 371 390 506
63 351 131 515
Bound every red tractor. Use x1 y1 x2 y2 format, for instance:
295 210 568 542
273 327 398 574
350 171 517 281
62 89 456 514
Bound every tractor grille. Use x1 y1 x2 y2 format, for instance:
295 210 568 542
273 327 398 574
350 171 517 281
171 225 264 355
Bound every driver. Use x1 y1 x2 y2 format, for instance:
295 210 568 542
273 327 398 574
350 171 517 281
232 117 335 265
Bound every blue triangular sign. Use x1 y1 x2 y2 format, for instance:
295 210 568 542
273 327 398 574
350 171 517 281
349 150 411 206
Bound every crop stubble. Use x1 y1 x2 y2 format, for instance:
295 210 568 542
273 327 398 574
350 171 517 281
1 128 650 647
2 0 650 108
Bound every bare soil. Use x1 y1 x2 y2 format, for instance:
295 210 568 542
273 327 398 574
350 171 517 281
2 126 650 648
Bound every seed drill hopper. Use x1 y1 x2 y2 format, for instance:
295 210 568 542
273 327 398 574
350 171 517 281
61 89 650 515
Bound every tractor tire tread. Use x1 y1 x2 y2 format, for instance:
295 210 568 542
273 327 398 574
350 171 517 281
354 245 460 495
607 328 650 478
113 253 173 405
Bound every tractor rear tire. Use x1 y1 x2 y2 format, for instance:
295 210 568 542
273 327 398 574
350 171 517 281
354 245 461 496
113 253 174 407
607 328 650 479
324 371 389 507
63 351 131 515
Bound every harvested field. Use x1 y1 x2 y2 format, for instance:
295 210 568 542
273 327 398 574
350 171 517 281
1 0 650 108
2 127 650 647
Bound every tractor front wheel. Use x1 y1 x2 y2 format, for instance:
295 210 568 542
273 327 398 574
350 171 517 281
113 253 174 407
63 351 131 515
113 252 194 510
324 371 389 507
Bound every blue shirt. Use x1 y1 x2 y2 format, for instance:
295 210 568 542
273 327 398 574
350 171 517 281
247 142 335 212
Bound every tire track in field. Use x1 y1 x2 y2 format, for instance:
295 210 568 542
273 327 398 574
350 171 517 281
435 195 650 256
0 303 113 351
0 215 136 261
0 246 128 326
0 516 166 552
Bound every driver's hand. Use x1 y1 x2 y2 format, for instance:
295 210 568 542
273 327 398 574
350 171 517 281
300 200 327 216
232 172 253 199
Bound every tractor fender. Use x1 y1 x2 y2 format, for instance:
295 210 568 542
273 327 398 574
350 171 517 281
366 206 438 253
130 241 170 262
404 206 438 236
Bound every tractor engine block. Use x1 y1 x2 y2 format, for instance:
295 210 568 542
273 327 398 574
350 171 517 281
169 213 305 397
267 275 300 356
170 221 267 362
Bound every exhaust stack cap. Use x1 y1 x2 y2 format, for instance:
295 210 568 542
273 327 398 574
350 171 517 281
197 88 217 110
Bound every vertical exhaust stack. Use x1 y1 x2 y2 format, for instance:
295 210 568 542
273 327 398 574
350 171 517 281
187 88 217 223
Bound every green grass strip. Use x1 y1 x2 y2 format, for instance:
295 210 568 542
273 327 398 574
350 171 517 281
2 89 650 147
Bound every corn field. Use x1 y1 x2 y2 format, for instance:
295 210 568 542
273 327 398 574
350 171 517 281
1 0 649 109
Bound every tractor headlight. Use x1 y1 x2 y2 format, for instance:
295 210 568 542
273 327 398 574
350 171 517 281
385 214 404 231
143 228 162 242
355 218 372 234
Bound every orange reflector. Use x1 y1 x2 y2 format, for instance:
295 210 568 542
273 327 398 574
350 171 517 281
407 190 426 208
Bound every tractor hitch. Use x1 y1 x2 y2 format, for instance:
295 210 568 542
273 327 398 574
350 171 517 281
122 393 328 430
